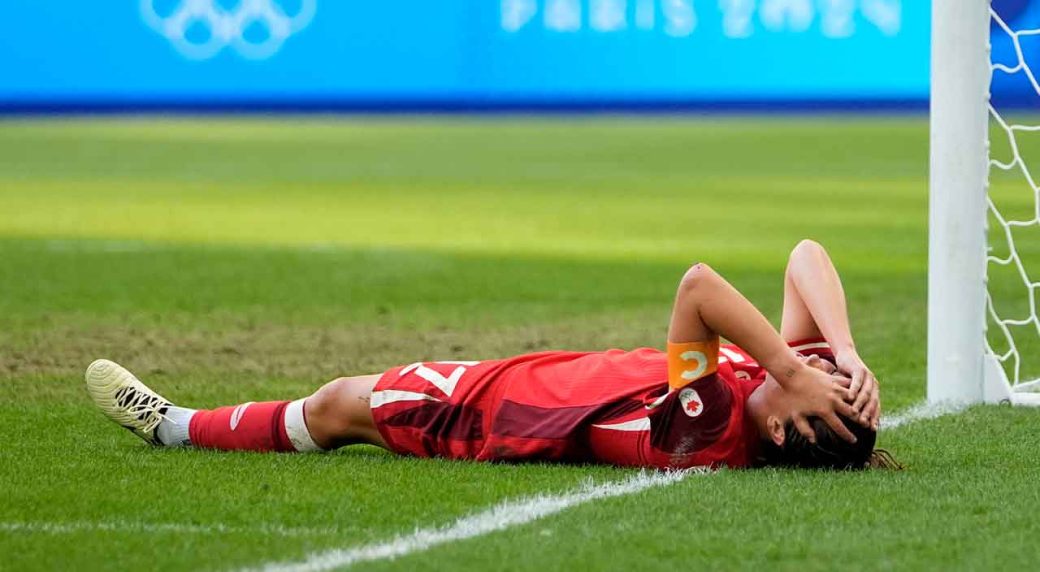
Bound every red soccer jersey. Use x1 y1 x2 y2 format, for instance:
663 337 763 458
370 339 832 470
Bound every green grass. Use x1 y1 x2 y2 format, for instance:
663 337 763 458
0 116 1037 571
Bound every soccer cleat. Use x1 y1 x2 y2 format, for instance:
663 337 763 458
85 359 172 446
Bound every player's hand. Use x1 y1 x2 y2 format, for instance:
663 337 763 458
836 350 880 430
784 364 859 444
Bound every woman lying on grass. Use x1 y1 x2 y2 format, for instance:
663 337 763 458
87 240 890 470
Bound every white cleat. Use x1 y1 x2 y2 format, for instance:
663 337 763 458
85 359 172 446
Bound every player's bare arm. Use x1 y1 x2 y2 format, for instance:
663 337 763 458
667 262 863 444
782 239 880 429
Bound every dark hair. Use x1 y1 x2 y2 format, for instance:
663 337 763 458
758 415 888 470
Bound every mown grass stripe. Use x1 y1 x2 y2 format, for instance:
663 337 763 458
0 520 341 538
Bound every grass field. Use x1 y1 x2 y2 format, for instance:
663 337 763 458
0 116 1038 571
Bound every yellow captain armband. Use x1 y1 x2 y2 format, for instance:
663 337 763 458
666 338 720 390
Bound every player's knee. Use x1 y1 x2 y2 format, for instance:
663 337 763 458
306 377 357 437
679 263 718 293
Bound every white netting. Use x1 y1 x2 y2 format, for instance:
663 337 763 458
986 6 1040 395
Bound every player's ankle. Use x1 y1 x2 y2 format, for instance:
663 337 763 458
155 406 197 447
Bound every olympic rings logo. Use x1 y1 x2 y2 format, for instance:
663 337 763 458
141 0 317 60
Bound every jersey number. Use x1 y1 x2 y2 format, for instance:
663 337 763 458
399 361 479 397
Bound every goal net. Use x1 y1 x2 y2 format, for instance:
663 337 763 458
929 1 1040 405
987 3 1040 405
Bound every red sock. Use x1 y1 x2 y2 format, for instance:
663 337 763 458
188 401 296 452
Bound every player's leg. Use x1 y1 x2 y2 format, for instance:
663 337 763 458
302 374 386 449
85 359 385 452
184 373 387 451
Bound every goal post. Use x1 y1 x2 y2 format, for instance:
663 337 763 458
928 0 1040 406
927 0 991 404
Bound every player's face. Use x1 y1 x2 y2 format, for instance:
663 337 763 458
799 353 837 375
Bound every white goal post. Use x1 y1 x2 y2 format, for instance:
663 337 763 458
928 0 1040 406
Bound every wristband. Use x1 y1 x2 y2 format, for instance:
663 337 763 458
667 337 720 390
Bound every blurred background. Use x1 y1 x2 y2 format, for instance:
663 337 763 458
0 0 1031 112
0 0 1029 111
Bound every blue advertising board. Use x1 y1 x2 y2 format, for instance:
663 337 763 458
0 0 1021 111
992 0 1040 108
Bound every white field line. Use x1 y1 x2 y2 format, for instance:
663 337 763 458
241 470 696 572
0 520 341 538
879 400 970 430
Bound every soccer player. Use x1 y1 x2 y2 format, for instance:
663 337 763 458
87 240 885 470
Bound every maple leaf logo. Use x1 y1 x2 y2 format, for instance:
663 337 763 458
679 388 704 418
